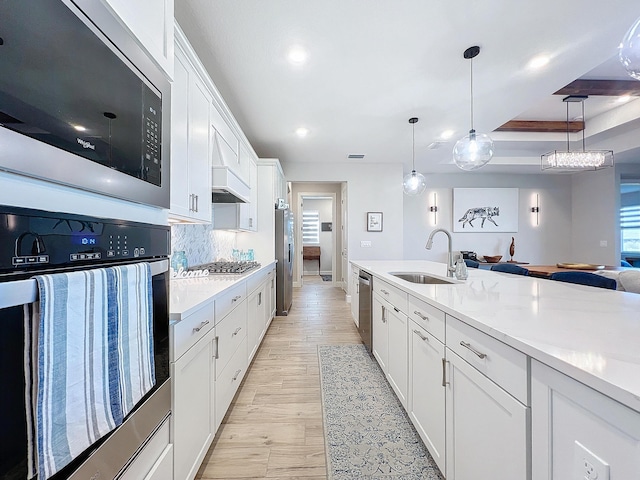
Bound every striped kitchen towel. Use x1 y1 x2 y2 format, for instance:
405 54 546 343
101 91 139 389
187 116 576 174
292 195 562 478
25 262 154 480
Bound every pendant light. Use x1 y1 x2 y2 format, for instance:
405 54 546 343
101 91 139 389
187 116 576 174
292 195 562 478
453 46 494 171
402 117 426 196
620 16 640 80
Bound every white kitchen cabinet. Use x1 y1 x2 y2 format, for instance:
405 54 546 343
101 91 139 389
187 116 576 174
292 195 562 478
531 359 640 480
238 157 258 231
236 159 285 263
386 303 408 408
171 326 216 480
372 294 388 373
408 321 446 475
350 264 359 327
169 32 212 223
247 281 267 362
105 0 174 78
444 316 528 480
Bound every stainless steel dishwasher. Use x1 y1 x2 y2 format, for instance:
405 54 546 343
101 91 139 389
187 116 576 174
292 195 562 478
358 270 373 352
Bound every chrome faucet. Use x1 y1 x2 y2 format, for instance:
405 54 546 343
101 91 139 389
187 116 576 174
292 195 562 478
425 228 456 277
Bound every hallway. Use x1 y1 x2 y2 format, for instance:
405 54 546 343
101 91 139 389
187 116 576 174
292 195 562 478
196 276 361 479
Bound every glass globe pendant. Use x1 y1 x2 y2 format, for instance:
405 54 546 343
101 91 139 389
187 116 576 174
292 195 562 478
453 46 494 171
403 169 426 196
619 16 640 81
453 129 494 171
403 117 427 196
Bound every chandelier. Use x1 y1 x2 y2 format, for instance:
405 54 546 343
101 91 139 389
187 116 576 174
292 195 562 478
541 95 613 171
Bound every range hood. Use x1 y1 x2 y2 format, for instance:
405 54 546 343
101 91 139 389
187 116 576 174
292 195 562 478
211 166 249 203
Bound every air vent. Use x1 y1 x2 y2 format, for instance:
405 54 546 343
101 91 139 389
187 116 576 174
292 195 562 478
347 154 365 159
427 142 445 150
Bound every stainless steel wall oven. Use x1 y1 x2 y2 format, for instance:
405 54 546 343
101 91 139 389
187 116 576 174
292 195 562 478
0 206 170 479
0 0 171 208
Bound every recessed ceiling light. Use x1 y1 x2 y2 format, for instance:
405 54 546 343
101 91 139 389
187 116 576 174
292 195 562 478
528 55 550 70
440 129 454 140
73 125 86 131
617 95 632 103
288 46 308 65
296 127 309 138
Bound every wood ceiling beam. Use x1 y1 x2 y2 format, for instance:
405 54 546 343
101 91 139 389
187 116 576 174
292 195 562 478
495 120 584 133
554 79 640 96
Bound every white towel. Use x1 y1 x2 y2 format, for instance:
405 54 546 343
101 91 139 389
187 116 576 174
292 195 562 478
25 263 154 480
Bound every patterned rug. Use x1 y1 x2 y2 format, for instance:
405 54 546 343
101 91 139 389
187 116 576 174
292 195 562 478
318 344 443 479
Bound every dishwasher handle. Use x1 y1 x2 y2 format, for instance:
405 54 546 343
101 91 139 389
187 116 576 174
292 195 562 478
358 275 371 286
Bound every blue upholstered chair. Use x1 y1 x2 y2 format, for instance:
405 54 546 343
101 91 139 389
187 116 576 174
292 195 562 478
549 271 617 290
621 260 633 267
464 259 480 268
490 263 529 276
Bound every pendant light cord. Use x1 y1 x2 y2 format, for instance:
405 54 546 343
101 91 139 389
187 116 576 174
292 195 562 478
412 121 416 170
566 101 570 152
470 57 474 130
581 100 586 152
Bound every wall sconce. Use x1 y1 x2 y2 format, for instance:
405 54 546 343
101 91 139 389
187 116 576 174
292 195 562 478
429 192 438 225
530 194 540 226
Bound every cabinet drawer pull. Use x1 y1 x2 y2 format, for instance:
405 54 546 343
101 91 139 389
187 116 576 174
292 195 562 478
193 320 210 333
413 329 428 342
194 194 199 212
414 310 428 321
393 306 400 313
460 341 487 359
442 358 449 387
232 295 242 302
232 369 242 381
381 305 386 323
232 327 242 336
214 336 219 359
380 289 389 295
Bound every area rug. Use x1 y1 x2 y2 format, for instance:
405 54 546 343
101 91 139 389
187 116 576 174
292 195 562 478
321 274 332 281
318 344 443 479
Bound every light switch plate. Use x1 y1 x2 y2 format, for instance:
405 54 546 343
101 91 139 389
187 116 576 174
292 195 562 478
574 441 610 480
599 240 608 247
360 241 372 248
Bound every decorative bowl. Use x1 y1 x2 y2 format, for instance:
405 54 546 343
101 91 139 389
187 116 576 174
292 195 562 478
483 255 502 263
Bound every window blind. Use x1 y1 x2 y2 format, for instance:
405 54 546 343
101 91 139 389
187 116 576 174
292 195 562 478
302 211 320 244
621 205 640 253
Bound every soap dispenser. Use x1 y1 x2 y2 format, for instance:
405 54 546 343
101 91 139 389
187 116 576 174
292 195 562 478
455 253 468 280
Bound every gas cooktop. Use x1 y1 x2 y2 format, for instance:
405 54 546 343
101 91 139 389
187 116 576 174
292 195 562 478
194 261 260 274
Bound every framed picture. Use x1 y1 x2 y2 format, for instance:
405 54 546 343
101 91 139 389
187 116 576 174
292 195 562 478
321 222 332 232
367 212 383 232
453 188 519 233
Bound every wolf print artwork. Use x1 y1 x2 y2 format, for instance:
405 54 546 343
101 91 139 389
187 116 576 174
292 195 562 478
453 188 518 232
458 206 499 228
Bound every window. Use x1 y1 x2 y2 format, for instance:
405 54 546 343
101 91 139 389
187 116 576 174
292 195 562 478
302 210 320 244
621 183 640 254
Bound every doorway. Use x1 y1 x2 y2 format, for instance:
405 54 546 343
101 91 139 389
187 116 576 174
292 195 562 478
290 182 344 288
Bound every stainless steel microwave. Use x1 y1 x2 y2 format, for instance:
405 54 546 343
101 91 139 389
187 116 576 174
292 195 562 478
0 0 171 208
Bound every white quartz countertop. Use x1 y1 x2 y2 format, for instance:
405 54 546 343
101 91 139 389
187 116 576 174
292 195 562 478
169 261 276 321
352 260 640 413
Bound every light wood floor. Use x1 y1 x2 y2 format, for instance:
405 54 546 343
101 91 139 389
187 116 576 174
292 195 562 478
196 275 361 480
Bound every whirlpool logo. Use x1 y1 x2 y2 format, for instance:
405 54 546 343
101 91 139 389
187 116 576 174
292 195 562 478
77 138 96 150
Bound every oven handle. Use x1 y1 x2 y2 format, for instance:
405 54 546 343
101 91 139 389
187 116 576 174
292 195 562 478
0 259 169 309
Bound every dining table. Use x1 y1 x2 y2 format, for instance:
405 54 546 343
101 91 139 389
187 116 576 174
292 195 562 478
525 264 627 278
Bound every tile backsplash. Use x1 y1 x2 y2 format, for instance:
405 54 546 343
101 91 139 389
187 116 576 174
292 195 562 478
171 223 236 267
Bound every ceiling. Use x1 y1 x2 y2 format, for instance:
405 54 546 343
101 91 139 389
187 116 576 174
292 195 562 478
174 0 640 175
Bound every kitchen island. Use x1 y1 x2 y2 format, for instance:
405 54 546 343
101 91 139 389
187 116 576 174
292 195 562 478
352 259 640 480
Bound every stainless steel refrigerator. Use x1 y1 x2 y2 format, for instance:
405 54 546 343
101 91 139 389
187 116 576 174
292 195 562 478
275 208 294 315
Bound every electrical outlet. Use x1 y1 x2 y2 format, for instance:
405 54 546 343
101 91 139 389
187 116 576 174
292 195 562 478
574 441 610 480
360 240 372 248
600 240 608 247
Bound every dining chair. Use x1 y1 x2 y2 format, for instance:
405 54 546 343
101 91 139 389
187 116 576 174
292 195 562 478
621 260 633 267
490 263 529 276
464 259 480 268
549 271 617 290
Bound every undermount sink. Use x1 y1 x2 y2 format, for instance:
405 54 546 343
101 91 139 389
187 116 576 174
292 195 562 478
389 272 455 285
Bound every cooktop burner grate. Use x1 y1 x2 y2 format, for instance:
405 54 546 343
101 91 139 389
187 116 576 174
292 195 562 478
194 261 260 274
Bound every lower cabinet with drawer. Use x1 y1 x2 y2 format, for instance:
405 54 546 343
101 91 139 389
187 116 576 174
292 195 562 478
171 320 216 480
444 315 529 480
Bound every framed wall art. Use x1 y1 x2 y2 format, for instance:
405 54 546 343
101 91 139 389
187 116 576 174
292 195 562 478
367 212 383 232
453 188 519 232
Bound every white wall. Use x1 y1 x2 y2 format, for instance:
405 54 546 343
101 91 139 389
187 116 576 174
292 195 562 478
283 162 404 265
302 198 333 275
403 173 573 265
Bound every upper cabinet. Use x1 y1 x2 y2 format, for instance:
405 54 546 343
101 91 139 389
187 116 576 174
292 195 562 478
169 33 212 223
104 0 174 78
